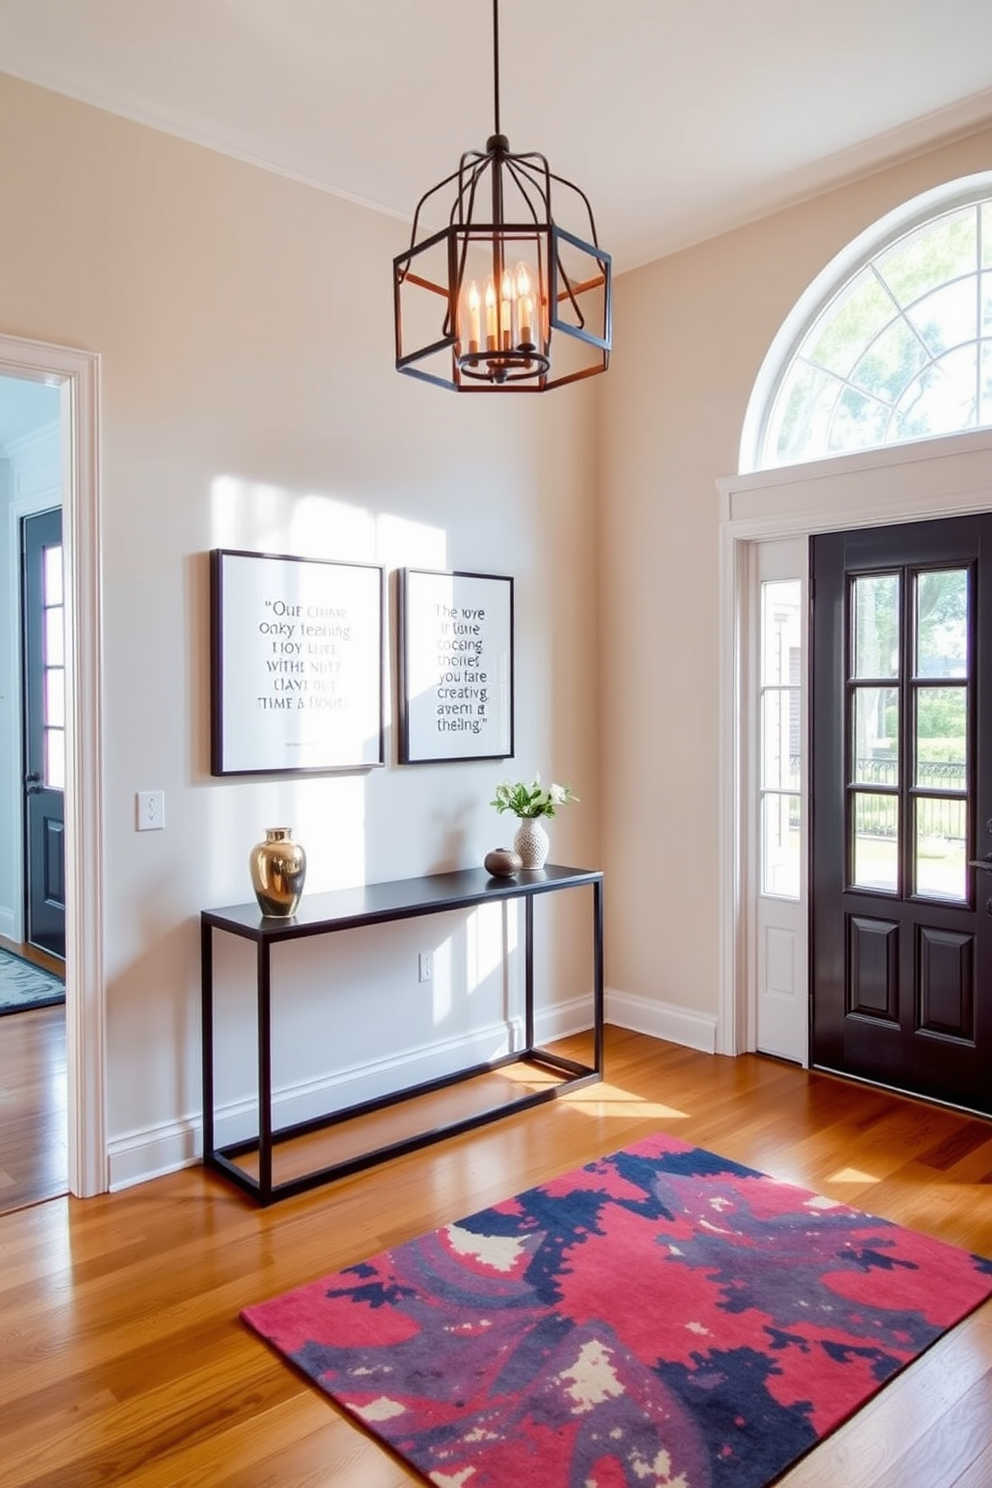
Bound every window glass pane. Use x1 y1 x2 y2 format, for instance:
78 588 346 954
762 691 800 789
45 666 65 728
43 543 63 607
906 276 979 357
828 386 891 453
44 606 64 667
891 344 978 443
761 580 801 684
850 317 927 401
916 687 966 789
915 797 966 901
875 209 977 305
916 568 968 677
852 793 898 892
853 573 899 678
770 362 844 465
761 793 800 898
983 204 992 270
852 687 898 783
983 338 992 427
808 270 897 378
44 727 65 790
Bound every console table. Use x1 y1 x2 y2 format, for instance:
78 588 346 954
201 864 604 1204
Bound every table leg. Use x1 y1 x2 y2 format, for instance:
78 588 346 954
200 921 215 1160
524 894 535 1051
593 877 605 1072
258 939 273 1203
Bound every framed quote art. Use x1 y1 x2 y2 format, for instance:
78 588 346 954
398 568 514 764
210 548 384 776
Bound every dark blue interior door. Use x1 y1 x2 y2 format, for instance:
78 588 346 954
22 506 65 960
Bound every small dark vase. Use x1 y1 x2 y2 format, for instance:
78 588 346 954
484 847 523 877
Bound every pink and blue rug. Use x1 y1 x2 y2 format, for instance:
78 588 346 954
242 1131 992 1487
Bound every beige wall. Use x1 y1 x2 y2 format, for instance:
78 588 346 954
0 72 601 1185
3 60 991 1186
598 121 992 1042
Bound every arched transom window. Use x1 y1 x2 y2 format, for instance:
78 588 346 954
744 176 992 472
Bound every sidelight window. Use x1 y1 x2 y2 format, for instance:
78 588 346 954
760 579 802 898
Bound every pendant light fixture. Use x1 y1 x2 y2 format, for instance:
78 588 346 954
393 0 612 393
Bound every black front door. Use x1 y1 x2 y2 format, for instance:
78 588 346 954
811 514 992 1114
22 507 65 960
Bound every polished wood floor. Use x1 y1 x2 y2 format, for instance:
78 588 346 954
0 933 67 1213
1 1027 991 1487
0 988 67 1213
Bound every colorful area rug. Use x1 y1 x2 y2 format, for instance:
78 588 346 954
0 947 64 1016
242 1132 992 1488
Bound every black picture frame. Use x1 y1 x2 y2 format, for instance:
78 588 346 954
398 568 514 764
210 548 384 776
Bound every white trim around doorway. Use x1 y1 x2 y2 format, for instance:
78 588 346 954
0 332 105 1197
716 426 992 1059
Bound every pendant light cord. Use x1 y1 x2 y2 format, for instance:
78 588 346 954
492 0 501 137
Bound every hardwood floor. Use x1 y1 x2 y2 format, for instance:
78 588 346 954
0 1002 67 1212
1 1027 990 1487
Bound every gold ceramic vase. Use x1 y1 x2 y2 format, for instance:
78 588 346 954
249 827 306 917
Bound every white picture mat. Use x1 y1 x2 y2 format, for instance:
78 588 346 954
402 570 513 762
213 550 383 774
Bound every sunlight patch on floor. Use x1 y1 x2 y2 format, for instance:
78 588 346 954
826 1167 880 1184
564 1081 689 1121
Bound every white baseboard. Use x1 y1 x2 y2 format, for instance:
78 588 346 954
606 986 717 1054
0 907 17 942
107 996 593 1191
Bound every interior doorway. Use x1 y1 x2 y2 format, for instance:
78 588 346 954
0 334 105 1202
0 376 67 1211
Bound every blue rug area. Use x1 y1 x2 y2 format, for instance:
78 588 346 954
0 947 64 1015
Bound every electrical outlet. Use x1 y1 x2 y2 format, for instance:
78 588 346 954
418 950 433 983
136 790 165 831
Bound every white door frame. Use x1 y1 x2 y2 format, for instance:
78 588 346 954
1 331 105 1197
716 426 992 1058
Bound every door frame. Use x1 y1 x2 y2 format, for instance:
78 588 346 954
716 426 992 1059
1 331 105 1197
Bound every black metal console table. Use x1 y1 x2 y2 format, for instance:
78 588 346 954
201 863 604 1204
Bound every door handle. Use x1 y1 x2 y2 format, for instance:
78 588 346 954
968 858 992 873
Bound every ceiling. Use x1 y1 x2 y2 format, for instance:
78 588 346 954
1 0 992 274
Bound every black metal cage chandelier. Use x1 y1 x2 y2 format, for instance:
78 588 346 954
393 0 612 393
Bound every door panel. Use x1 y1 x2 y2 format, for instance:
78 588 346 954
22 507 65 960
811 515 992 1114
